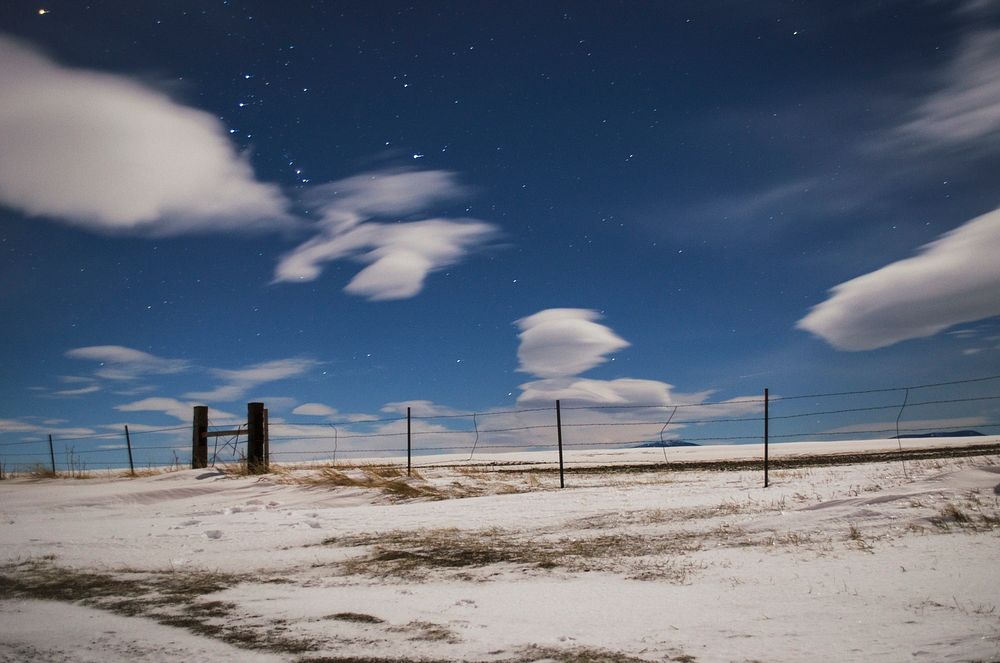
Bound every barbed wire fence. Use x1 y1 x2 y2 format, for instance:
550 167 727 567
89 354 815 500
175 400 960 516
2 374 1000 483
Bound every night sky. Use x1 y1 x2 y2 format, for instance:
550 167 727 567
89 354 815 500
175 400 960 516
2 1 999 454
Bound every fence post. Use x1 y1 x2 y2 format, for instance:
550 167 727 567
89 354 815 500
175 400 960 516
263 408 270 473
247 402 266 474
556 400 565 488
192 406 209 469
48 434 56 475
407 406 412 477
764 387 769 488
124 425 135 476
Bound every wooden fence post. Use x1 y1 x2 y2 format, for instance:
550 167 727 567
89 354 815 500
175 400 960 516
407 406 412 477
48 434 56 475
247 402 266 474
192 406 208 469
263 408 270 472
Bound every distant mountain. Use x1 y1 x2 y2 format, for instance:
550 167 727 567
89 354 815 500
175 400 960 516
893 430 984 439
633 439 700 448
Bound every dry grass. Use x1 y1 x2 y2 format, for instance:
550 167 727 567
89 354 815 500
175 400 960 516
0 558 317 654
846 523 876 552
26 464 58 479
327 612 385 624
284 465 451 501
510 644 685 662
930 499 1000 531
326 525 707 582
317 467 444 500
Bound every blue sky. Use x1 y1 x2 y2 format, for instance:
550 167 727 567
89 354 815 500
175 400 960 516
1 1 1000 462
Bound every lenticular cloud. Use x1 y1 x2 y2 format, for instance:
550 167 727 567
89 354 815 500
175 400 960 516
797 207 1000 351
0 35 291 234
515 309 630 378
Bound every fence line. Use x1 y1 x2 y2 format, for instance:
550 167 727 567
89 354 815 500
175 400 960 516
3 374 1000 476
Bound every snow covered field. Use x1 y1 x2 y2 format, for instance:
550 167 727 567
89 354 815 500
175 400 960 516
2 439 999 662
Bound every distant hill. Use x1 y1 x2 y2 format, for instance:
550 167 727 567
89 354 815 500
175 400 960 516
893 430 984 439
633 439 700 448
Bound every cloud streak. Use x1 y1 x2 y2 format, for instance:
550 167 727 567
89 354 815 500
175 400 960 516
517 377 674 407
184 358 319 403
116 397 235 422
0 35 292 234
66 345 189 380
274 169 498 300
895 26 1000 149
797 208 1000 350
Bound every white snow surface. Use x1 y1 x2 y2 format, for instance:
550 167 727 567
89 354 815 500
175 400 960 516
1 438 999 662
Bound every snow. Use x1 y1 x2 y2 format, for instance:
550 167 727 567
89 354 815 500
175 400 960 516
1 438 999 662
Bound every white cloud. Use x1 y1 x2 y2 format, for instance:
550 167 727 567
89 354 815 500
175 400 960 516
274 169 498 300
0 417 96 437
0 35 291 234
52 385 102 397
0 37 498 302
895 27 1000 148
517 377 674 406
381 400 462 417
292 403 338 417
185 358 318 403
248 396 298 411
515 309 630 378
58 375 95 384
116 397 235 422
66 345 189 380
301 169 468 232
797 207 1000 350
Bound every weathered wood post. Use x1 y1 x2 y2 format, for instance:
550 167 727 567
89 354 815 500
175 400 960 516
247 402 266 474
192 406 209 469
263 408 270 472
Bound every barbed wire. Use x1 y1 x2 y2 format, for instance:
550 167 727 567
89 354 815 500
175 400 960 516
769 373 1000 402
3 374 999 469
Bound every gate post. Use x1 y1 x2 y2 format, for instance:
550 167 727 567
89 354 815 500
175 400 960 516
263 407 270 473
192 406 209 469
247 402 266 474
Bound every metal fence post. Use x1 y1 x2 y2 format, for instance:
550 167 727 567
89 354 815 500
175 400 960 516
764 387 769 488
556 400 565 488
125 425 135 476
407 406 412 477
